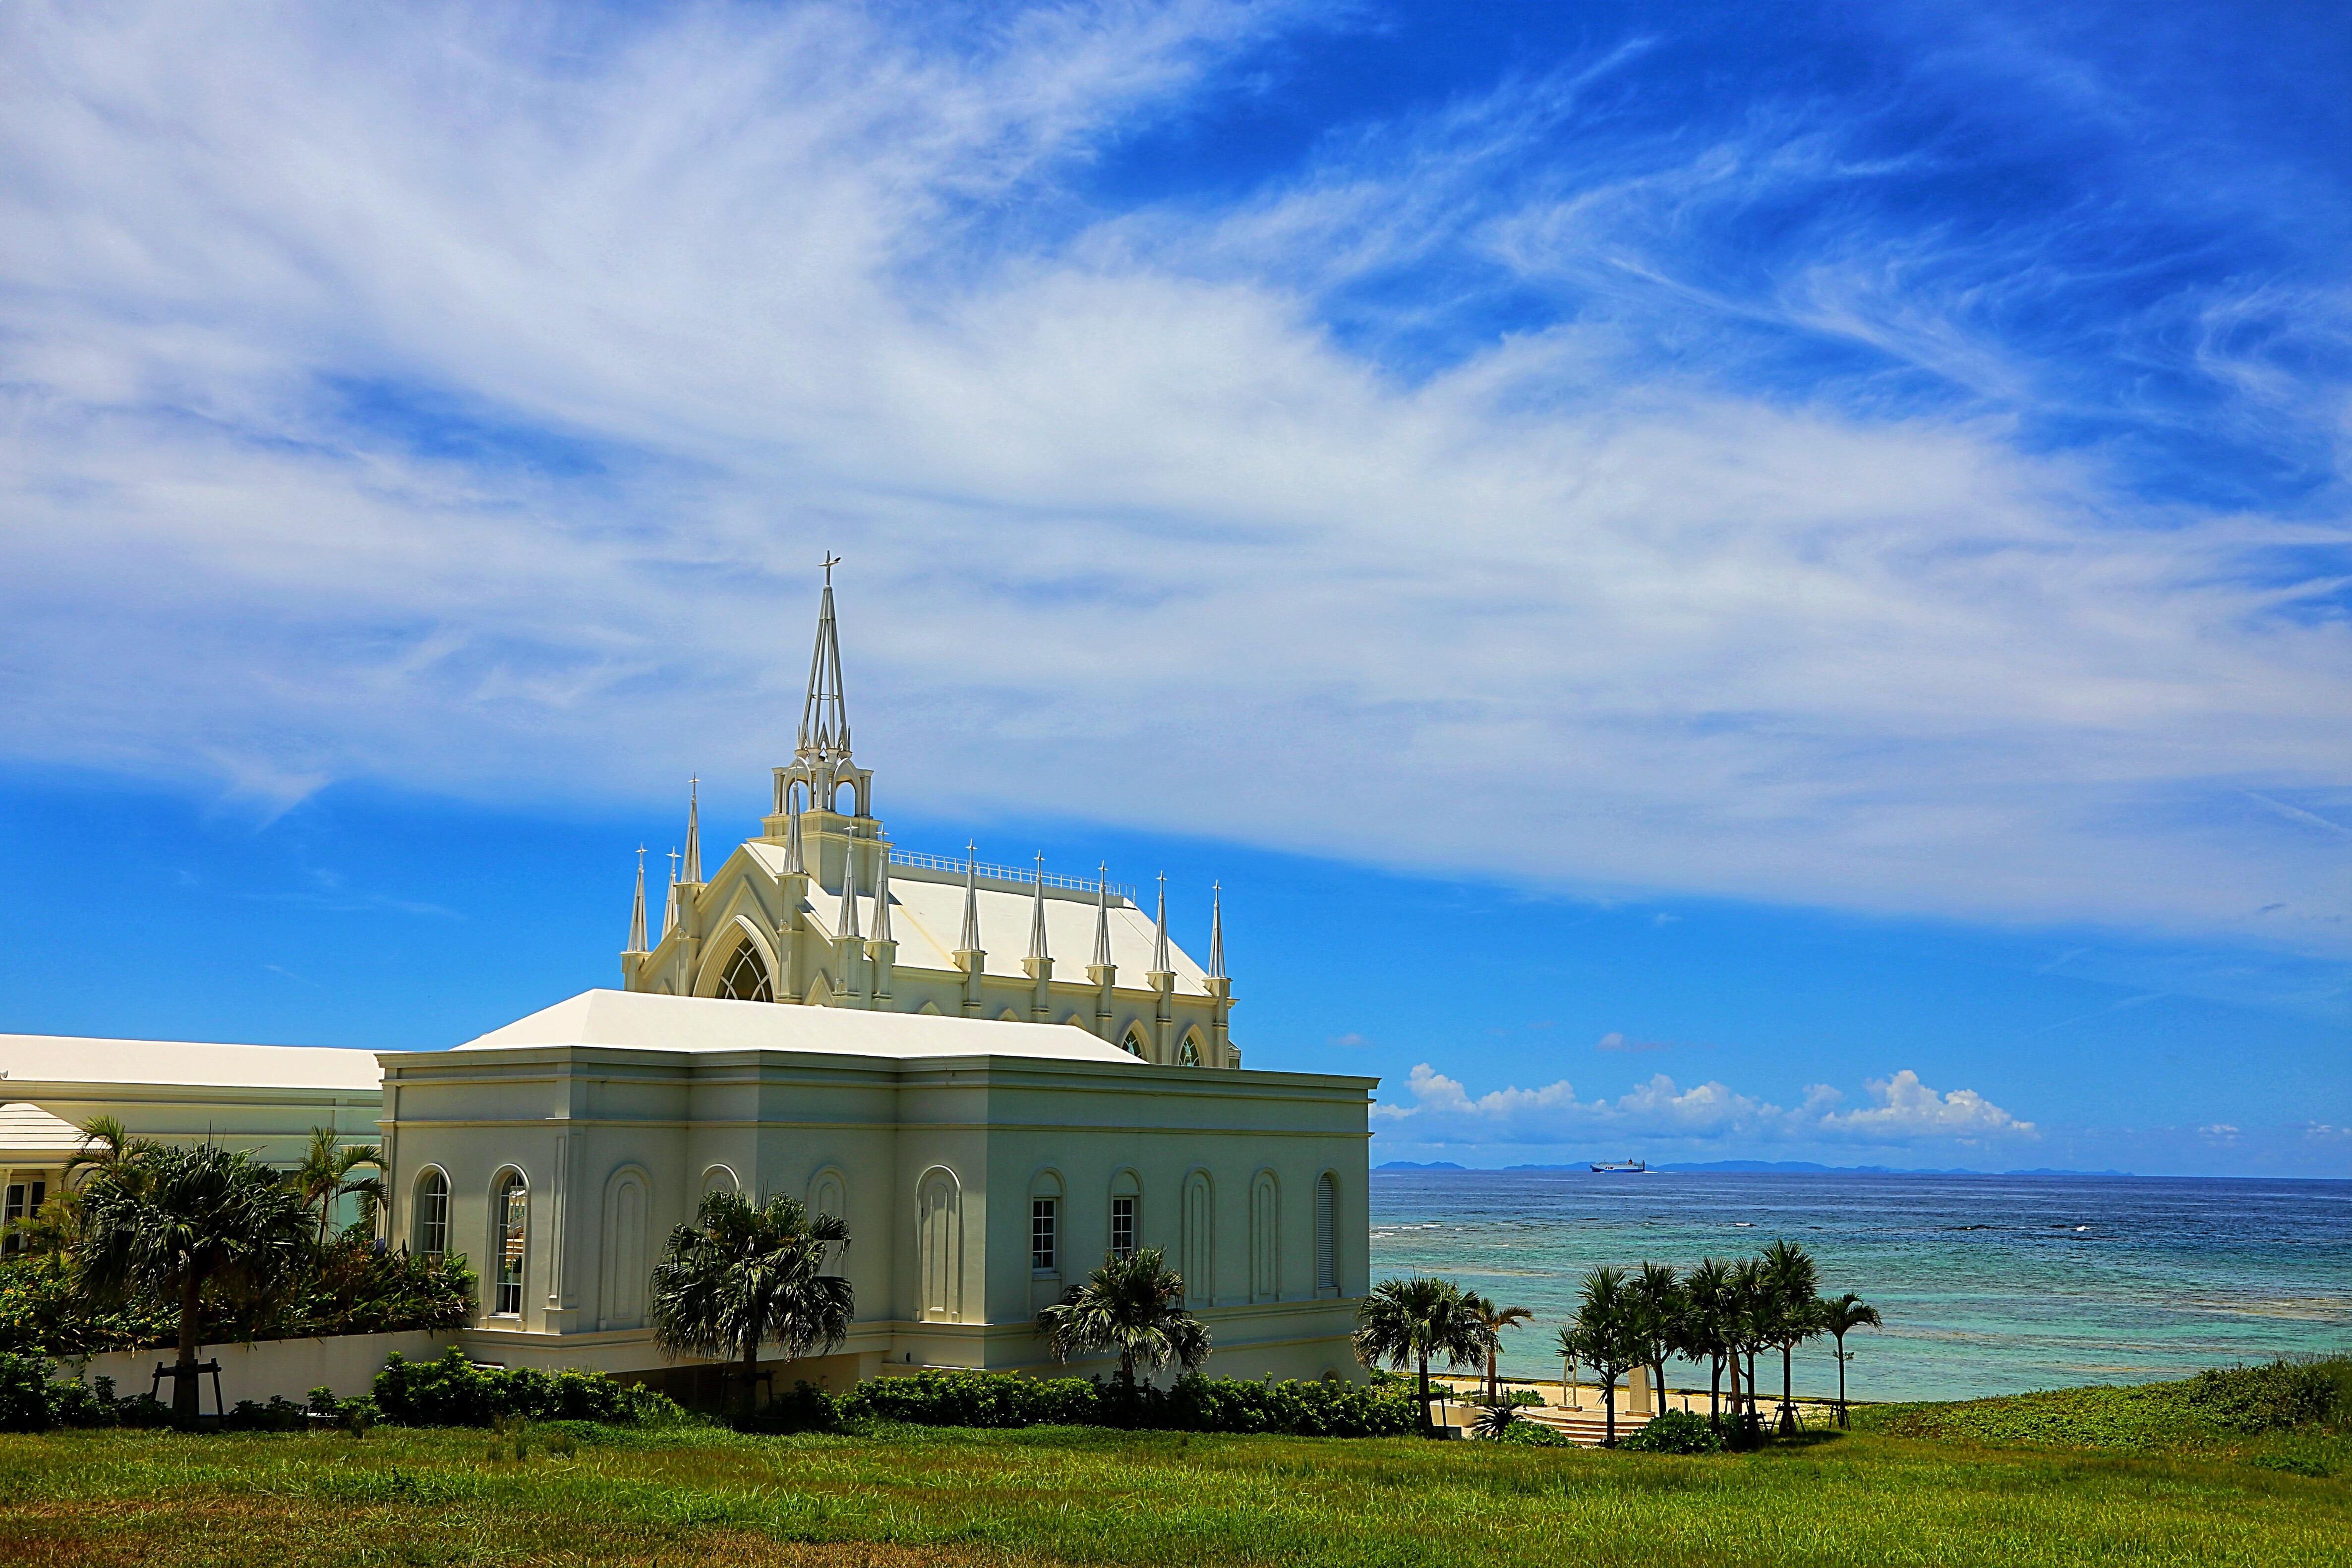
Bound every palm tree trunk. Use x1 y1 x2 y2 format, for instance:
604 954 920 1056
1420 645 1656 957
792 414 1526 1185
1834 1334 1848 1428
1602 1376 1617 1446
1487 1344 1498 1403
1417 1351 1432 1435
741 1336 760 1418
174 1272 202 1419
1779 1343 1796 1434
1651 1357 1669 1417
1708 1355 1722 1430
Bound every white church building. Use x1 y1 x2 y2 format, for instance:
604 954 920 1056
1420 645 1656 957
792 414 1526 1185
1 571 1375 1393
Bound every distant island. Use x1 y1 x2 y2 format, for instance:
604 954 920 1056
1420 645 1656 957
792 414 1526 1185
1376 1159 2143 1176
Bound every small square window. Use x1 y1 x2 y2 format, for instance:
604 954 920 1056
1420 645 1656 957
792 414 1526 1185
1031 1199 1057 1274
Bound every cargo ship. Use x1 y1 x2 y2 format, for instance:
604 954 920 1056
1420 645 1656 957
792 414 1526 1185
1589 1159 1646 1173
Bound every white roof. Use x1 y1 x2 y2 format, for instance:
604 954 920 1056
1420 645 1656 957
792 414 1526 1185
0 1101 84 1156
0 1034 382 1093
453 988 1146 1065
738 844 1213 995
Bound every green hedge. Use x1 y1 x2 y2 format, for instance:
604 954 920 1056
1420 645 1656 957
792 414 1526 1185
372 1349 686 1427
1617 1410 1724 1453
815 1369 1418 1437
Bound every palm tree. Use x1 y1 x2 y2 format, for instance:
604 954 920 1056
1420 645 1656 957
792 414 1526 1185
1628 1262 1684 1418
648 1190 852 1415
1760 1238 1821 1435
1682 1257 1737 1431
1729 1257 1770 1443
289 1127 387 1244
0 1190 78 1269
1353 1275 1489 1435
1823 1292 1882 1428
1554 1266 1643 1446
1463 1292 1535 1402
76 1141 314 1418
1037 1247 1211 1391
64 1115 147 1186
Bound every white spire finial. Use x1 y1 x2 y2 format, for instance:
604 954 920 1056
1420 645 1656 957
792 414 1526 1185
1152 871 1172 973
1209 879 1226 981
627 846 648 953
682 776 702 883
836 844 861 940
797 556 852 768
662 847 680 939
1091 862 1114 969
873 848 893 944
959 840 981 953
1027 852 1050 962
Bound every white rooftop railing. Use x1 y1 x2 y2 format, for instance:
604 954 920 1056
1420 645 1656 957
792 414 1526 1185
889 848 1137 903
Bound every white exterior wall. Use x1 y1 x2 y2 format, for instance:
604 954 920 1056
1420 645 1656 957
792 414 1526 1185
380 1038 1372 1388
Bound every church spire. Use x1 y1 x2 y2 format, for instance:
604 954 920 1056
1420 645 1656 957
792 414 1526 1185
663 847 680 937
1027 853 1050 962
1209 880 1226 981
1091 863 1114 969
626 846 648 954
797 554 852 769
1151 872 1172 974
958 841 982 954
682 776 701 883
872 849 893 944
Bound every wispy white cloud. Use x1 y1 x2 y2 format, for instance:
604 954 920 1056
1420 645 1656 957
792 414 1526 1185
0 0 2344 953
1373 1062 2035 1147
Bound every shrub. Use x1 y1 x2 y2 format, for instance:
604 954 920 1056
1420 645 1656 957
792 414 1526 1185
1497 1419 1576 1447
0 1350 54 1432
1618 1410 1723 1454
0 1354 171 1430
741 1380 846 1433
843 1368 1094 1428
2183 1359 2352 1434
372 1348 684 1428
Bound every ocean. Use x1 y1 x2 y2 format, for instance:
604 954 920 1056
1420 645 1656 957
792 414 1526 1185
1367 1169 2352 1403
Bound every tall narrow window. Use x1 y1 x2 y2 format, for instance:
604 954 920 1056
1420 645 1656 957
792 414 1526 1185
1249 1171 1279 1303
414 1168 450 1261
1110 1195 1137 1260
1031 1199 1058 1274
1314 1173 1337 1296
493 1172 528 1316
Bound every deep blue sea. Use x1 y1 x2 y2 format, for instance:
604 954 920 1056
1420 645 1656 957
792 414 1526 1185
1368 1170 2352 1403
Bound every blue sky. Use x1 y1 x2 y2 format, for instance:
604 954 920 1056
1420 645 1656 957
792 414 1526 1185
0 0 2344 1174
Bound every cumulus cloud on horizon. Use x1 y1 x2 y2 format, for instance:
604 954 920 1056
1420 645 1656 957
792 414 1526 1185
1373 1063 2037 1149
0 0 2344 952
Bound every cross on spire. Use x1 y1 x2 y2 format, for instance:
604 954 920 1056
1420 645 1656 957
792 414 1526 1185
797 555 852 769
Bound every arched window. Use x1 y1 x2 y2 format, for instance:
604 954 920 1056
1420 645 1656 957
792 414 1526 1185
717 940 772 1001
1029 1169 1063 1278
1314 1172 1338 1298
917 1168 961 1322
1109 1169 1141 1260
809 1168 848 1276
1121 1025 1149 1059
1249 1170 1279 1303
1178 1031 1203 1067
413 1168 450 1262
492 1170 529 1316
1180 1170 1214 1308
702 1164 740 1198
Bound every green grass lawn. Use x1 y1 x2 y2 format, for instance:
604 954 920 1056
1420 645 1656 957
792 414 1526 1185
1 1411 2346 1568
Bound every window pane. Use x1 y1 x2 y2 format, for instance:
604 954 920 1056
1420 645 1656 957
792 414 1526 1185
1031 1198 1056 1272
1111 1195 1135 1260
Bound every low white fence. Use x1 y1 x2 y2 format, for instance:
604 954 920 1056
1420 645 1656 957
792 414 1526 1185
61 1330 457 1408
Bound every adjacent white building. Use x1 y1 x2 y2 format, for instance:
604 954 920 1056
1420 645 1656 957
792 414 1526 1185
0 570 1378 1391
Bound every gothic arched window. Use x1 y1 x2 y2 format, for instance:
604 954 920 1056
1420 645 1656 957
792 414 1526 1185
1121 1026 1149 1058
492 1170 529 1316
412 1168 449 1262
717 940 772 1001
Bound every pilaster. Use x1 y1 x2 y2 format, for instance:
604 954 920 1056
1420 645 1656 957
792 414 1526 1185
955 949 986 1015
1086 963 1116 1039
1022 956 1054 1022
1147 969 1176 1060
865 938 896 1008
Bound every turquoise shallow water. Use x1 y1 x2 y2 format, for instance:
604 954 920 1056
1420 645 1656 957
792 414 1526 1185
1367 1170 2352 1403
